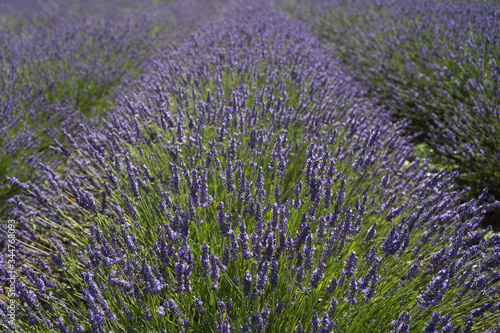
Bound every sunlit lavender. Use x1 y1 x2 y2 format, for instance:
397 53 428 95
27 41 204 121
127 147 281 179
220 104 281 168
1 1 500 332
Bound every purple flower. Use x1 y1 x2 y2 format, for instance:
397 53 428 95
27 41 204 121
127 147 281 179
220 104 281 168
269 258 280 291
226 229 240 261
316 216 327 245
158 306 165 317
310 262 326 289
328 297 338 318
251 232 262 260
169 162 180 193
69 312 84 333
56 318 71 333
218 318 231 333
225 160 235 192
472 302 493 318
217 299 227 315
275 301 287 317
260 307 270 331
392 311 411 333
256 166 266 203
199 169 213 207
326 278 338 295
364 222 377 245
238 223 252 259
25 269 46 294
217 201 231 236
336 178 346 206
303 234 315 270
209 253 225 289
422 312 440 333
342 251 358 280
124 196 139 221
296 321 305 333
320 313 334 333
293 181 303 209
270 203 279 230
274 186 281 205
417 269 451 309
263 230 276 261
141 259 162 294
166 297 182 318
243 270 253 296
16 282 40 311
362 264 381 303
144 308 153 322
255 261 269 296
195 297 205 316
382 225 403 256
201 243 211 276
344 279 358 305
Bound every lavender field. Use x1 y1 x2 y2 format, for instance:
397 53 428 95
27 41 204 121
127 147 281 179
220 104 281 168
1 0 500 332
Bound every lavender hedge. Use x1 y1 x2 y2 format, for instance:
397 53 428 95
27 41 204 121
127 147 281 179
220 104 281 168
280 0 500 203
0 0 221 220
1 8 500 332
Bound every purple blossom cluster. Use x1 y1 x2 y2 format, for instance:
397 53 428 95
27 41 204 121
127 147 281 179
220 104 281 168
1 4 500 333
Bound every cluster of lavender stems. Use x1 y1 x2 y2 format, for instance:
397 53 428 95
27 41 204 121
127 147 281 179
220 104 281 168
0 4 500 333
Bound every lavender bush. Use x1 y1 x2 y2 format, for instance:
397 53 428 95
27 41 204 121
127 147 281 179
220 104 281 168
2 8 500 332
280 0 500 203
0 0 222 220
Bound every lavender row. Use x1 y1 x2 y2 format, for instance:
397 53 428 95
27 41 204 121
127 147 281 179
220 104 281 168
0 0 222 220
282 0 500 202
